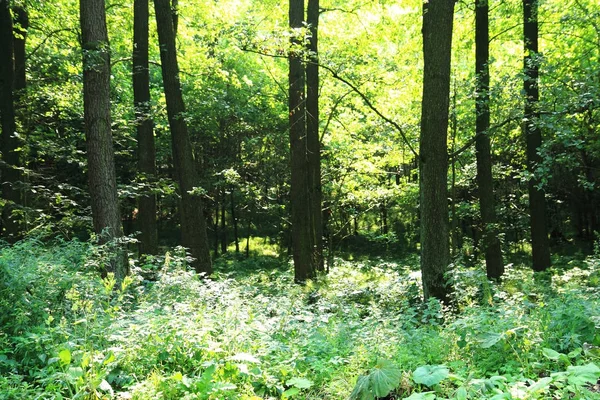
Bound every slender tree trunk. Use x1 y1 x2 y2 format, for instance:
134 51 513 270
133 0 158 255
80 0 126 279
154 0 212 274
220 190 227 254
231 189 240 253
523 0 551 271
306 0 323 272
450 80 459 256
476 0 504 279
419 0 455 302
289 0 315 282
0 1 21 241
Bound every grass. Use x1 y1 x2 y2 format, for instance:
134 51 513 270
1 238 599 399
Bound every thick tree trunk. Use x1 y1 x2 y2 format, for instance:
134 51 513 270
475 0 504 279
289 0 315 282
0 1 21 241
80 0 126 279
154 0 212 274
419 0 455 302
306 0 323 272
523 0 551 271
133 0 158 255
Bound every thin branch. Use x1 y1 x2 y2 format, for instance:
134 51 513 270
315 61 419 159
26 27 77 60
321 89 353 142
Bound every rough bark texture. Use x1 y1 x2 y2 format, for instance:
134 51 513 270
0 0 21 241
306 0 323 272
289 0 315 282
133 0 158 255
419 0 455 302
475 0 504 279
523 0 551 271
154 0 212 274
80 0 126 279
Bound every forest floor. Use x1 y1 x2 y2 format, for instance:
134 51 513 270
1 238 600 399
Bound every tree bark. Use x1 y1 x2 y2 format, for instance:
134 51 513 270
475 0 504 279
289 0 315 282
419 0 455 302
523 0 551 271
80 0 126 279
306 0 323 272
154 0 212 274
133 0 158 255
231 189 239 253
0 0 21 241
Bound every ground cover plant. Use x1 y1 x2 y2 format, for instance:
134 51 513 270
1 238 599 399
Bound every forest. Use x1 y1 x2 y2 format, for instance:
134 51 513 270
0 0 599 398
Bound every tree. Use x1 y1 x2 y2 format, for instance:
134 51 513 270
306 0 323 272
289 0 315 282
80 0 126 279
0 0 22 241
523 0 551 271
133 0 158 255
419 0 455 302
154 0 212 274
475 0 504 279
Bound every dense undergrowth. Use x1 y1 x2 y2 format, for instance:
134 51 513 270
1 239 600 399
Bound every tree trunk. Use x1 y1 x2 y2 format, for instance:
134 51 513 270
80 0 126 279
0 1 21 241
289 0 315 282
133 0 158 255
220 189 227 254
475 0 504 279
523 0 551 271
154 0 212 274
231 189 240 253
306 0 323 272
419 0 455 303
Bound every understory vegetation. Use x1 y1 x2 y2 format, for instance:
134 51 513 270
1 238 599 399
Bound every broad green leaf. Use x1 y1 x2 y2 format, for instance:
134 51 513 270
370 359 402 397
282 387 300 398
287 377 313 389
454 386 468 400
566 363 600 385
477 332 503 349
542 348 561 360
230 353 261 364
349 374 374 400
412 365 449 387
526 377 552 394
402 392 436 400
58 349 71 365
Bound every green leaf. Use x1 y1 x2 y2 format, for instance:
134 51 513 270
287 377 313 389
230 353 261 364
370 359 402 397
58 349 71 365
566 363 600 385
542 348 561 361
477 332 503 349
526 377 552 394
349 375 374 400
282 387 300 398
402 392 436 400
454 386 468 400
412 365 449 387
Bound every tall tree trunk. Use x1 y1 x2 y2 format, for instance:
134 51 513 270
419 0 455 302
306 0 323 272
289 0 315 282
475 0 504 279
523 0 551 271
231 189 239 253
154 0 212 274
133 0 158 255
0 1 21 241
80 0 126 279
220 189 227 254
